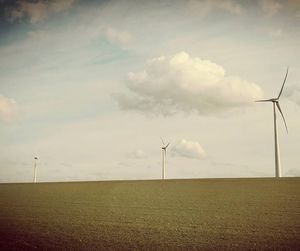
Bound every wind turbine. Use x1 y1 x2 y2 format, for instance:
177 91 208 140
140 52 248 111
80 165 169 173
256 68 289 178
33 156 38 183
160 137 170 180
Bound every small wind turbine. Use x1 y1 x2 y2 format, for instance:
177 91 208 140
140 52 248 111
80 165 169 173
33 156 38 183
256 68 289 178
160 137 170 180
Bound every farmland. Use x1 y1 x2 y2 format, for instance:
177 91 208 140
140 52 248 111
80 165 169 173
0 178 299 250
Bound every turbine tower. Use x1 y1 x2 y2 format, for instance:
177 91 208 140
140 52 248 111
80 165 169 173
256 68 289 178
33 156 38 183
160 137 170 180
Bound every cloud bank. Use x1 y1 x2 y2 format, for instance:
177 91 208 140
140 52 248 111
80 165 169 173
130 150 147 159
115 52 263 116
0 94 19 123
8 0 74 24
171 139 206 160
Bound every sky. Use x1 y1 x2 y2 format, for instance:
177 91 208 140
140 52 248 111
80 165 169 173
0 0 299 183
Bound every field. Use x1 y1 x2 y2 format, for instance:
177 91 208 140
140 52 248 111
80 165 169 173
0 178 299 250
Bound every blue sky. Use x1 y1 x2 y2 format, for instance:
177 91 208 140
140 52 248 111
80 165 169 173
0 0 300 182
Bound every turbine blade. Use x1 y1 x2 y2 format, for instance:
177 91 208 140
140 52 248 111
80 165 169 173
165 142 170 148
255 99 273 102
277 67 289 99
276 102 288 133
160 136 165 145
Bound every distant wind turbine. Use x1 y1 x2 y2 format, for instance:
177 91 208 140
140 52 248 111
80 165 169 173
256 68 289 178
33 156 38 183
160 137 170 180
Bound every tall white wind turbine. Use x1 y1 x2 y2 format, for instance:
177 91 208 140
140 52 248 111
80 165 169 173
33 156 38 183
256 68 289 178
160 137 170 180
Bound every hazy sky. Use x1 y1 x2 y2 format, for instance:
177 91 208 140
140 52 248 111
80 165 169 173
0 0 300 183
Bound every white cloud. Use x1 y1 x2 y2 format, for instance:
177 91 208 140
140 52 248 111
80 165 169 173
260 0 283 16
104 27 132 46
130 150 147 159
0 94 19 123
115 52 263 116
285 85 300 106
171 139 206 159
8 0 74 24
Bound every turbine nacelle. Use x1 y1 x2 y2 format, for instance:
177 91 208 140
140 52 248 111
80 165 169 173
160 137 170 150
255 98 278 103
161 143 170 150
